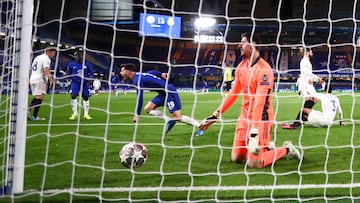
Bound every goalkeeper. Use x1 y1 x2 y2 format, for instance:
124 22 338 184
199 33 301 168
120 63 202 134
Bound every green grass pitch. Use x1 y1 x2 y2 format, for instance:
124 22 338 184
1 91 360 202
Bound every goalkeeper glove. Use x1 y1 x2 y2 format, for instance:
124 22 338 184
199 110 220 131
248 128 260 155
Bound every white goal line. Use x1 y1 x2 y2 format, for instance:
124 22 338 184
26 120 359 127
29 183 360 194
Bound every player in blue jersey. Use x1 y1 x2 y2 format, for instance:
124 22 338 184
120 63 204 135
110 71 120 96
201 78 209 93
120 79 128 95
66 50 94 120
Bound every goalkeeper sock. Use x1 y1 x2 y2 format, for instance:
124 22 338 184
181 115 200 127
32 99 42 118
261 148 287 167
83 100 90 116
149 110 170 121
71 99 78 115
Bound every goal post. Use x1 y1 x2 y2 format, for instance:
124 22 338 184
12 0 33 194
2 0 33 195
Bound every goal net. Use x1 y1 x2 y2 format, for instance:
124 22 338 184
1 0 360 202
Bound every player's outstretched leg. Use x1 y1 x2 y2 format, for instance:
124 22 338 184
149 110 170 121
196 129 205 136
165 120 177 133
281 123 296 130
180 115 205 136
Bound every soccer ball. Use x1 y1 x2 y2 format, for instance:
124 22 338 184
119 142 148 168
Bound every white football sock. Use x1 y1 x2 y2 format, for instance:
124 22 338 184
71 99 78 115
149 110 170 121
181 115 200 127
83 100 90 116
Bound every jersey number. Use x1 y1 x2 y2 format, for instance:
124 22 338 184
32 61 38 71
331 100 336 112
167 101 175 111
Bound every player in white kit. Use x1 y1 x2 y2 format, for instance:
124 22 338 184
302 81 344 127
297 48 323 98
93 78 101 95
28 46 56 120
282 48 323 129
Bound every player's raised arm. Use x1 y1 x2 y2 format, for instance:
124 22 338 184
198 110 220 131
199 67 242 131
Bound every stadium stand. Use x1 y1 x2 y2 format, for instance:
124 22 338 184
177 48 198 64
1 29 359 92
141 45 170 62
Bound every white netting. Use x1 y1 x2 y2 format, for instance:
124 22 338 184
1 0 360 202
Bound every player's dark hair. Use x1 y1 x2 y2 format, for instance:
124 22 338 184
74 50 83 56
299 47 312 57
45 46 57 52
121 63 137 72
74 50 84 63
241 32 260 50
